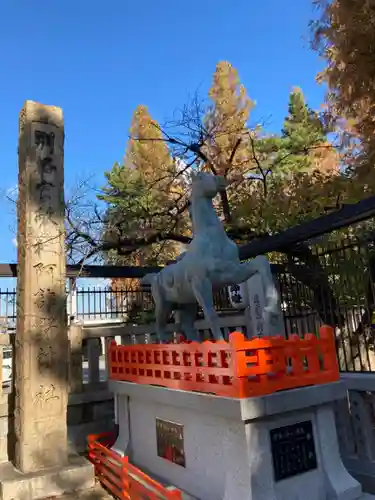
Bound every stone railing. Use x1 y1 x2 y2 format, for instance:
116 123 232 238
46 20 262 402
0 313 247 462
0 332 115 460
75 312 248 390
335 373 375 494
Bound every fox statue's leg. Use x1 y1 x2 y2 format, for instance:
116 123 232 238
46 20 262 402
179 303 199 341
191 277 224 341
150 278 172 343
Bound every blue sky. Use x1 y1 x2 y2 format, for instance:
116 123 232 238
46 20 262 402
0 0 325 276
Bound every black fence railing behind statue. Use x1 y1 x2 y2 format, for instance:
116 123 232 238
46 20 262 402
248 223 375 373
1 233 375 374
2 196 375 371
77 286 233 322
0 288 16 329
0 286 235 328
232 194 375 372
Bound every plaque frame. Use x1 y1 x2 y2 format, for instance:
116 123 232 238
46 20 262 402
155 418 185 468
270 420 317 481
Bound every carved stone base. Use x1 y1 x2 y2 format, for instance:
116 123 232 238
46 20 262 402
0 454 95 500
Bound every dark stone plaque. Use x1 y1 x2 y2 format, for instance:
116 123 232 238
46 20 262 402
270 420 317 481
156 418 185 467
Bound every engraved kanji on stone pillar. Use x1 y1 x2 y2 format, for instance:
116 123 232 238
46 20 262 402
14 101 69 473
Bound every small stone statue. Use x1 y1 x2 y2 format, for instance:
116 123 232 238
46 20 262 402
142 171 280 342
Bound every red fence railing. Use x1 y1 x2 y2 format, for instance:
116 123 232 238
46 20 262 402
108 326 340 398
88 433 182 500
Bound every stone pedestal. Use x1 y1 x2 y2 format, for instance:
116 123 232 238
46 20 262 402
0 455 94 500
109 379 373 500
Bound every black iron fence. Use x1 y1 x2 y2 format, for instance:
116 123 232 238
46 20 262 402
2 196 375 371
1 227 375 373
0 285 234 328
257 220 375 372
1 227 375 372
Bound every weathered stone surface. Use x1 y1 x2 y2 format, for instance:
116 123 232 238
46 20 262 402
0 455 95 500
43 485 113 499
14 101 69 473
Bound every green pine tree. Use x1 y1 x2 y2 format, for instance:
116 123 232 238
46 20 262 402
276 87 327 174
232 87 339 233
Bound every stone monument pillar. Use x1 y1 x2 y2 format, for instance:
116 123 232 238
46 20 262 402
228 273 286 338
14 100 69 472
